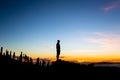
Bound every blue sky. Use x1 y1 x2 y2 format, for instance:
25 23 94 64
0 0 120 61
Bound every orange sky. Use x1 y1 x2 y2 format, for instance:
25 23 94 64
28 52 120 63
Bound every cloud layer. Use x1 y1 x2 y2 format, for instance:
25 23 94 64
102 0 120 12
85 32 120 50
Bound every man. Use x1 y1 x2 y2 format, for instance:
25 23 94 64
56 40 60 61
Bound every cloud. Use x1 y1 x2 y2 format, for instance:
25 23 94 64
87 38 119 48
92 32 106 36
85 32 120 50
59 56 66 58
102 0 120 12
92 31 120 37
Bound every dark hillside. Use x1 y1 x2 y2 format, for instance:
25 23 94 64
1 54 120 79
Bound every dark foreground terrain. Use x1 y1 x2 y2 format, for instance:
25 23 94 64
0 54 120 80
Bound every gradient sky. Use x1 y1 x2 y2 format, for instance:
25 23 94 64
0 0 120 62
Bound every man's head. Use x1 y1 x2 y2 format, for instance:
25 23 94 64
57 40 60 43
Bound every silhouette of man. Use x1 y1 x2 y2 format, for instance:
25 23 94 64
56 40 60 61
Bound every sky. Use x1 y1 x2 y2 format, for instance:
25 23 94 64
0 0 120 62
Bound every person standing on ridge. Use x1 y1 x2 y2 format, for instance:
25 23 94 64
56 40 60 61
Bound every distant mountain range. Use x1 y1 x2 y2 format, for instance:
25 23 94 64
79 61 120 67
